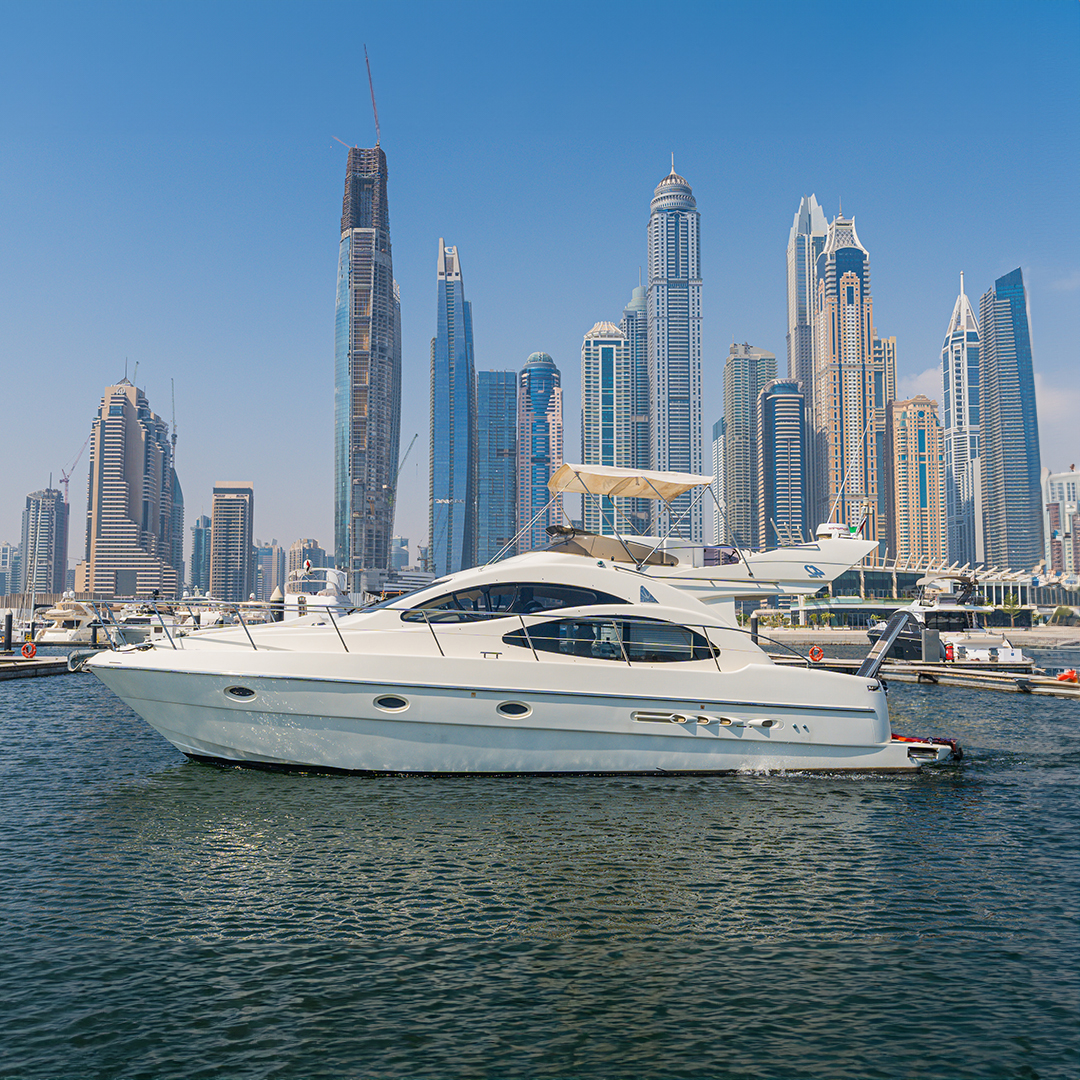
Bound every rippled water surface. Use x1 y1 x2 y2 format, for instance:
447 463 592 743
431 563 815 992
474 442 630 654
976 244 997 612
1 655 1077 1079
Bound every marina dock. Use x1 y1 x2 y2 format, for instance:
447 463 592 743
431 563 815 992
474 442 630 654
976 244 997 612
0 655 71 680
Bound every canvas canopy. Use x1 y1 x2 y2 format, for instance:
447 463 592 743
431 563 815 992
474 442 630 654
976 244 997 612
548 464 714 502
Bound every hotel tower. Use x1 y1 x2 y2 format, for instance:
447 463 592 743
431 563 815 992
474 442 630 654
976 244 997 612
334 145 402 583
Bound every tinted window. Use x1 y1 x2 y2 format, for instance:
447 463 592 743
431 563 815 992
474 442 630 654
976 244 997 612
502 617 716 662
401 582 625 623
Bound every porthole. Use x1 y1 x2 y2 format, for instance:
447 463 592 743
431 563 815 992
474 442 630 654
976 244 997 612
497 701 532 718
374 695 409 712
225 686 256 700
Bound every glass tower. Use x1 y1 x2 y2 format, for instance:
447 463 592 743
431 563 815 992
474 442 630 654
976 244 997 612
476 370 518 564
978 268 1042 570
429 239 477 575
786 195 828 391
517 353 563 553
581 322 634 534
334 145 402 584
941 273 981 566
648 166 703 540
757 379 809 550
619 283 652 533
721 343 777 548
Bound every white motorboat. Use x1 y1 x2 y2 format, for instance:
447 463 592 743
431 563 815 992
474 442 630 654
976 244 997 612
86 467 961 774
34 596 110 646
867 573 1032 669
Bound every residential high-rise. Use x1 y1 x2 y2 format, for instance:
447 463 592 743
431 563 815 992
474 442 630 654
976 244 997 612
255 538 286 601
334 145 402 583
648 165 703 539
390 536 410 572
170 474 184 597
74 380 180 598
757 380 809 549
979 268 1043 570
476 370 518 564
517 352 563 553
786 195 828 390
941 274 982 567
581 322 636 534
209 483 255 602
190 515 211 594
0 542 17 596
20 488 68 594
429 239 477 575
619 283 652 532
812 213 895 551
721 343 776 547
1042 466 1079 574
886 396 946 563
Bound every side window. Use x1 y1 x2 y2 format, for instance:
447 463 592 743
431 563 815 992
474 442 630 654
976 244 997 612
401 583 626 621
502 617 716 663
400 588 486 622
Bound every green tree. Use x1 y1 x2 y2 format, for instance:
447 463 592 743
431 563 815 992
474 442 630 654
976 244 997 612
1002 591 1022 628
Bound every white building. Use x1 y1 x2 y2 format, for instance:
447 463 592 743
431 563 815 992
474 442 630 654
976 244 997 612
1043 466 1080 574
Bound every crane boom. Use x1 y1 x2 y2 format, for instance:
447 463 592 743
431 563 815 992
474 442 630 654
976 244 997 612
364 45 381 146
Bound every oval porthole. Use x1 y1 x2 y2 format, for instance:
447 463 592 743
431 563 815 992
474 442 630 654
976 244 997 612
374 695 409 712
225 686 256 699
497 701 532 718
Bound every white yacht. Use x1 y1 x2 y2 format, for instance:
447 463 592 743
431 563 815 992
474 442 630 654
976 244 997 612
867 573 1032 668
35 596 110 646
86 467 961 774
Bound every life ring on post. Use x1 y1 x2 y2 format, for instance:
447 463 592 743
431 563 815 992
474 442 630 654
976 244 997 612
21 642 37 659
808 645 824 663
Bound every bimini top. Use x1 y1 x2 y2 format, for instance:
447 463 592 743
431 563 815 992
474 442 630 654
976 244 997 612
548 464 713 502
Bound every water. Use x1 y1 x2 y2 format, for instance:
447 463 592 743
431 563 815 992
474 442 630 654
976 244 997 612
1 654 1077 1079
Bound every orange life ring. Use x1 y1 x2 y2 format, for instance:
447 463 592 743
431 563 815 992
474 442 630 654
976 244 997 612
808 645 824 663
21 642 37 659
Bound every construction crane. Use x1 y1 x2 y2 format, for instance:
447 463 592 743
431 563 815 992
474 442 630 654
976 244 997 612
387 433 418 512
60 434 91 503
364 44 381 146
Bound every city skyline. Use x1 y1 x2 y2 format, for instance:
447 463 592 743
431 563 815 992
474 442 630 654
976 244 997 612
1 2 1076 561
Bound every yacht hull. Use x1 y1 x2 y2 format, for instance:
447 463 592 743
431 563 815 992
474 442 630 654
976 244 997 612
90 652 944 773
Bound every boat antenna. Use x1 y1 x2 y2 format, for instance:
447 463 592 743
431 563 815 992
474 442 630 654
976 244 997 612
364 45 381 146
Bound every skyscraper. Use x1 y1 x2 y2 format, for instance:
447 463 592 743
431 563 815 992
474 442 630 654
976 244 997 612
648 165 703 539
721 343 776 547
885 396 946 563
430 239 477 575
812 213 895 551
209 483 255 602
74 380 180 598
941 274 982 566
757 380 809 550
786 195 828 390
620 283 652 532
710 418 725 546
581 322 636 534
476 370 518 564
517 352 563 553
20 487 68 594
190 515 211 594
254 538 286 601
334 145 402 583
979 268 1043 570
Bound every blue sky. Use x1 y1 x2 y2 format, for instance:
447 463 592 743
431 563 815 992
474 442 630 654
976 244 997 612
2 0 1077 566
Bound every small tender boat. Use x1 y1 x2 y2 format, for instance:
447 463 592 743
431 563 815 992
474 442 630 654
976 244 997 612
87 467 961 774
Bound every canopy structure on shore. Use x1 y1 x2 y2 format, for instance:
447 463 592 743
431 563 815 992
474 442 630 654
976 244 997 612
547 464 714 502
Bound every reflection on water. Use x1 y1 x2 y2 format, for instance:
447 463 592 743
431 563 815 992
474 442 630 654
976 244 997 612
0 661 1077 1079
